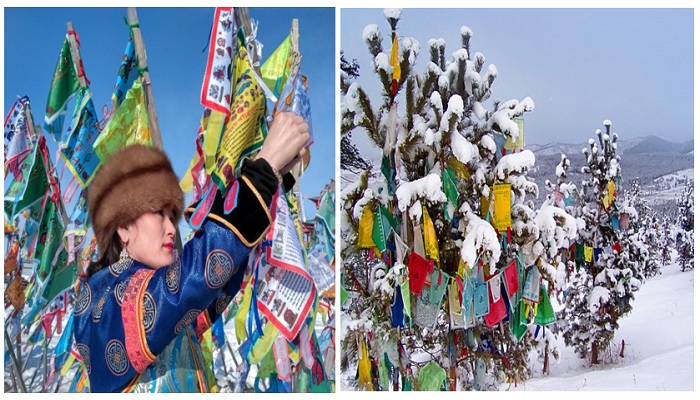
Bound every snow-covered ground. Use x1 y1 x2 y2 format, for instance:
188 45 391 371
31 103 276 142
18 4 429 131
642 168 694 205
503 256 694 391
340 254 695 392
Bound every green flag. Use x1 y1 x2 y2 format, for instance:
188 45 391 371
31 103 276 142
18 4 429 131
417 361 446 391
443 167 459 220
316 188 335 234
44 38 80 141
40 246 78 304
4 138 50 218
372 209 389 253
34 199 65 298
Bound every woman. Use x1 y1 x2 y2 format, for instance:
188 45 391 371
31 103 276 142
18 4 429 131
73 112 309 392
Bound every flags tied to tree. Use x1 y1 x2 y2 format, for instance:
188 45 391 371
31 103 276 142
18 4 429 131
557 121 645 365
337 9 590 391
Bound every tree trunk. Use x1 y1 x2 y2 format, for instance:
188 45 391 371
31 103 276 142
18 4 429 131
591 342 599 364
543 341 550 375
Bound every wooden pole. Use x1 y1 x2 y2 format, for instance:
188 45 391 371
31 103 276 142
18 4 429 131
237 8 262 76
66 22 87 88
125 8 163 150
126 8 183 253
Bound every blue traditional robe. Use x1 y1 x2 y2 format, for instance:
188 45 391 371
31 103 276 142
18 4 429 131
74 174 273 392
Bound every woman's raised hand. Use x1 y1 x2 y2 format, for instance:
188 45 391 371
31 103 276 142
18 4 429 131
256 112 310 173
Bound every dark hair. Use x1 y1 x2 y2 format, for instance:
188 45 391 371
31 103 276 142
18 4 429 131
86 231 122 278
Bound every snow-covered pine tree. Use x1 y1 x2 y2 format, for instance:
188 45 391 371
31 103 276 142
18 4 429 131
675 182 694 271
559 120 643 364
341 51 372 175
659 216 674 266
340 9 539 390
624 178 660 278
528 154 578 374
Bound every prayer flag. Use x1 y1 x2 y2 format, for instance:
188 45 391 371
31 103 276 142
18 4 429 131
389 33 401 96
492 184 512 230
584 246 593 263
504 118 525 150
443 167 459 220
4 96 33 176
261 35 292 98
212 28 267 192
60 88 103 188
5 137 50 218
357 207 375 248
422 206 440 263
408 252 431 295
201 7 236 114
315 187 335 234
44 38 80 140
358 341 373 391
93 79 151 163
417 361 445 391
111 38 139 109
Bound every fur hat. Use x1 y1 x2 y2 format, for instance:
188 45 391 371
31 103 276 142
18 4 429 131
88 144 183 255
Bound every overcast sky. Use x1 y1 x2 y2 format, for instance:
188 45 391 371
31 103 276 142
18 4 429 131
341 8 694 149
4 7 335 230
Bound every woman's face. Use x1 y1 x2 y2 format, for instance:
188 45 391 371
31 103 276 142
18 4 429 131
118 208 176 269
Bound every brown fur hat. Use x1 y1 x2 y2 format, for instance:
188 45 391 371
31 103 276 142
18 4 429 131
88 144 183 255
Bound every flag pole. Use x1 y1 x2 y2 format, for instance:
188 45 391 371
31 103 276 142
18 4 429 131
287 19 309 233
66 22 87 89
126 7 183 253
4 326 27 392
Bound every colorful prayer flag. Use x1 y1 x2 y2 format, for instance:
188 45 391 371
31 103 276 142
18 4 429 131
4 136 50 218
4 96 33 176
44 38 81 140
93 78 151 163
492 183 512 230
584 246 593 263
443 167 459 220
201 7 237 114
389 33 401 96
60 88 103 188
261 35 292 98
422 206 440 263
211 28 267 191
504 118 525 150
111 38 139 109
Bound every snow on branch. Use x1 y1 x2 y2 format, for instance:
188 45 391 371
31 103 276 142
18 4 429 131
459 209 501 268
395 173 446 212
495 150 535 181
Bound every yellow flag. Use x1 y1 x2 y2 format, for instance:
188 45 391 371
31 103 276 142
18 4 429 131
234 279 254 343
423 206 440 263
493 184 512 230
358 341 374 391
261 35 292 97
584 246 593 263
248 323 279 364
211 30 266 191
60 353 76 377
358 207 375 248
201 328 214 375
390 34 401 81
179 152 200 193
504 118 525 150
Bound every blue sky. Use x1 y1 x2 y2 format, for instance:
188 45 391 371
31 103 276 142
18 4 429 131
341 8 694 150
3 7 336 234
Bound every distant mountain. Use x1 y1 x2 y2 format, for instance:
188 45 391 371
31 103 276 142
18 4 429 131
623 136 694 155
528 135 693 211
